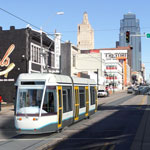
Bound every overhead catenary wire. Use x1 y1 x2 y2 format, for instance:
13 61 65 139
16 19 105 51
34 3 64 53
0 7 150 42
0 7 41 31
0 7 67 43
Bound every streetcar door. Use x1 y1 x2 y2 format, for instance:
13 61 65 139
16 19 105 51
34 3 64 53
95 86 98 112
85 86 89 117
74 86 79 121
57 86 63 128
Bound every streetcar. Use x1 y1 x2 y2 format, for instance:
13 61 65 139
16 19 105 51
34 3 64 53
14 73 98 134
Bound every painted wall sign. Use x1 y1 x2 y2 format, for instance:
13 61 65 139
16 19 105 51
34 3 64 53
0 44 15 78
101 50 128 61
105 53 127 59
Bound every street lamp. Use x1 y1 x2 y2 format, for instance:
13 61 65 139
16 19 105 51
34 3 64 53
56 12 64 15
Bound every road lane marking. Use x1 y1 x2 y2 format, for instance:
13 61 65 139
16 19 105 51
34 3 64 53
139 95 147 105
138 95 147 109
131 97 150 150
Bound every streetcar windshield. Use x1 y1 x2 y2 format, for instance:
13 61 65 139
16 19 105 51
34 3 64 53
16 89 45 115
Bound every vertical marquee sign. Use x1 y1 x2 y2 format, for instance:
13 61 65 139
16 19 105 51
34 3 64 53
54 33 61 69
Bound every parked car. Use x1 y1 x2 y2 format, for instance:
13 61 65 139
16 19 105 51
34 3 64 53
147 90 150 95
127 86 133 93
98 90 108 97
137 86 150 95
133 86 139 92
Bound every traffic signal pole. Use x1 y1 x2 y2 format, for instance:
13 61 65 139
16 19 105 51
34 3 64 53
125 31 150 44
130 33 150 37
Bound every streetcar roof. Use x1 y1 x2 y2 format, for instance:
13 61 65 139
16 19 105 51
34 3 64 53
15 73 96 86
72 76 96 85
15 73 72 85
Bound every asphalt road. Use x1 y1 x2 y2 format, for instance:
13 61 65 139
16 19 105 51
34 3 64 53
0 91 150 150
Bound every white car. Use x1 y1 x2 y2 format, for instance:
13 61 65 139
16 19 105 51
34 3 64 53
98 90 108 97
127 87 133 93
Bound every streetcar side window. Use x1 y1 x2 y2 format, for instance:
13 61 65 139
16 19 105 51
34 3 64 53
68 87 72 111
90 86 95 105
58 90 62 108
63 90 67 113
43 86 57 113
62 86 72 113
79 86 85 108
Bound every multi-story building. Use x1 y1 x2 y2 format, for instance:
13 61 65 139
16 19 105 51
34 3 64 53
100 46 132 87
119 12 141 71
61 41 80 76
75 52 106 90
131 71 143 85
77 12 94 50
0 26 60 103
105 60 123 91
81 46 132 90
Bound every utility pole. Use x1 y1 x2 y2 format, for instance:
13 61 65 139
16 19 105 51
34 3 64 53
40 28 43 73
97 69 99 90
113 74 115 93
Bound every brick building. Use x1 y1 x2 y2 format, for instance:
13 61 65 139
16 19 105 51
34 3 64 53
0 26 59 103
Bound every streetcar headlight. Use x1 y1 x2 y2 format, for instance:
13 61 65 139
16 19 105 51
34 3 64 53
17 118 22 121
33 118 38 121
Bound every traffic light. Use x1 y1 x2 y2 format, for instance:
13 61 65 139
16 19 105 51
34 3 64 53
126 31 130 43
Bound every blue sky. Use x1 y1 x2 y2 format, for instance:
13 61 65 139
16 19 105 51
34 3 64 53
0 0 150 79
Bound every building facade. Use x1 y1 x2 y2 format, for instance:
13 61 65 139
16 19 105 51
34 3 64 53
0 26 59 103
61 41 80 76
81 46 132 90
141 63 145 82
75 52 106 90
119 12 141 71
100 47 131 87
105 60 123 91
77 12 94 50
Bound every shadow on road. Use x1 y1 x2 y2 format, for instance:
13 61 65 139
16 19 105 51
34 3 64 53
47 104 147 150
0 117 17 139
0 97 149 150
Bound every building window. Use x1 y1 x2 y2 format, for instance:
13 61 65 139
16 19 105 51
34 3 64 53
73 55 76 67
50 51 55 68
31 43 41 63
38 48 41 63
78 26 80 32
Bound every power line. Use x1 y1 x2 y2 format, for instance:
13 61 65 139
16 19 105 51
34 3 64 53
1 7 150 41
142 62 150 63
0 7 61 40
0 7 41 31
60 27 150 34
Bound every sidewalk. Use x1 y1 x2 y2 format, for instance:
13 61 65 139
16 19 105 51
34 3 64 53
109 89 126 95
0 103 14 115
98 90 127 106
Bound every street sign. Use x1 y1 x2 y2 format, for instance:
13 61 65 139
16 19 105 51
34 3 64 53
146 33 150 38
